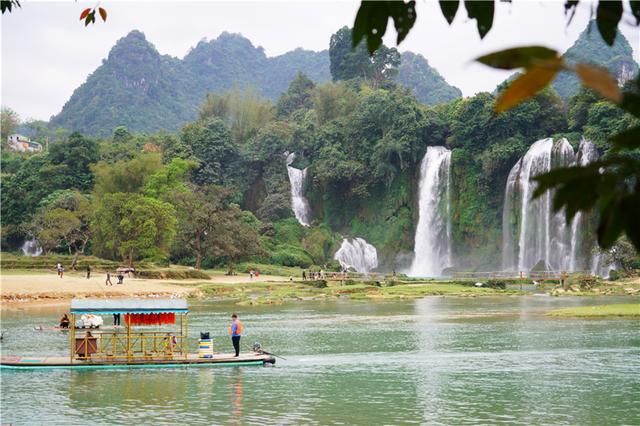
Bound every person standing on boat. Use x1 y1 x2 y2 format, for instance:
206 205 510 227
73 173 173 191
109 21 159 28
229 313 243 357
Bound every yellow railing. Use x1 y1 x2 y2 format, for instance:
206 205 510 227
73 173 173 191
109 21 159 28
73 331 187 361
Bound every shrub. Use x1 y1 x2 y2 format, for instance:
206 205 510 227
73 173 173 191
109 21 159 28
270 245 314 268
136 269 211 280
304 279 327 288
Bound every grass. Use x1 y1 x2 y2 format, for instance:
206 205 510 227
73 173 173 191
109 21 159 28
193 279 522 305
547 304 640 318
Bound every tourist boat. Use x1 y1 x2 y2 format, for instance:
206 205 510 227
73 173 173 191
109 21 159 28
1 298 275 369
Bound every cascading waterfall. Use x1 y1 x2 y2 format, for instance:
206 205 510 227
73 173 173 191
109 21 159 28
410 146 452 277
21 238 43 256
502 138 603 273
334 238 379 273
569 140 600 271
286 152 311 226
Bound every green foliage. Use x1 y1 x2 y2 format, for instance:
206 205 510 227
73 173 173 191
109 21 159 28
143 158 197 199
92 153 163 196
92 193 177 265
276 73 316 118
1 1 21 14
1 106 20 143
352 1 416 53
329 26 400 86
396 52 461 105
1 133 99 226
199 88 274 145
269 245 314 268
182 118 238 186
169 185 263 269
47 132 100 190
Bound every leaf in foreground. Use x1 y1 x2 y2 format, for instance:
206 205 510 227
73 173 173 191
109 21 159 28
495 61 561 113
476 46 559 70
575 63 622 103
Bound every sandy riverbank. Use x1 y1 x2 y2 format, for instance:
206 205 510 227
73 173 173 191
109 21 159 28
0 271 288 306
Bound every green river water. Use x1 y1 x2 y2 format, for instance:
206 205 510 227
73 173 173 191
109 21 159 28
1 296 639 425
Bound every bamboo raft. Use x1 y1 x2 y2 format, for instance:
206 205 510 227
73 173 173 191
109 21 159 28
0 353 275 370
1 298 275 370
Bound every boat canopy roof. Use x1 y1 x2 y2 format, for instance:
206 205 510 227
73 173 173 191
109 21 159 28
70 298 189 315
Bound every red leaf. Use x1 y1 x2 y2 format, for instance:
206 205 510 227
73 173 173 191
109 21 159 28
80 8 91 20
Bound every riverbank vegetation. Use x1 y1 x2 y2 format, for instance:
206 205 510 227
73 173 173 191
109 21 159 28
547 304 640 318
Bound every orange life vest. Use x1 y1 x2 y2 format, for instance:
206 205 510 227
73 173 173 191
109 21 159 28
229 319 243 335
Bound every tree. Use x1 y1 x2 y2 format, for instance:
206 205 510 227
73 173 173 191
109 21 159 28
92 153 163 196
92 193 176 266
181 118 238 186
47 132 100 190
1 106 20 145
43 191 93 267
28 191 93 267
198 88 274 145
329 26 400 86
276 73 316 118
30 209 79 255
603 237 640 273
143 158 197 199
169 185 262 269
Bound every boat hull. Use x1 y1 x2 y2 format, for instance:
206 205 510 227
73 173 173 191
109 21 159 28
0 353 275 370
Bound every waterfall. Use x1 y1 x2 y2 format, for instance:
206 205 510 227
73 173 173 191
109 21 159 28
334 238 378 273
410 146 452 277
568 140 600 271
21 238 43 256
286 152 311 226
502 138 604 274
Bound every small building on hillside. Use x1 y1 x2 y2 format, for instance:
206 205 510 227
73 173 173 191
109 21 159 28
7 134 43 153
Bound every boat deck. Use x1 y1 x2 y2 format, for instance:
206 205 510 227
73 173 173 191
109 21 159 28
0 352 275 369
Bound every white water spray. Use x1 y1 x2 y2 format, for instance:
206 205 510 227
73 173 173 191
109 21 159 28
334 238 378 273
502 138 604 274
286 152 311 226
21 238 43 256
410 146 452 277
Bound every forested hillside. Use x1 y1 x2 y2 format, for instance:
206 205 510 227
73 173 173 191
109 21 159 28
49 29 461 136
553 23 638 98
4 25 638 274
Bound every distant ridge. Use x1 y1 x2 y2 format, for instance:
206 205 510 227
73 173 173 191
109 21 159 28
50 30 461 136
552 23 638 98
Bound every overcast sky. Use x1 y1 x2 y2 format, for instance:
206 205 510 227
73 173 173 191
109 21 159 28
1 0 638 121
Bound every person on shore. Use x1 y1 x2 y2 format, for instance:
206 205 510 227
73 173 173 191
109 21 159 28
86 265 91 279
229 313 242 357
59 266 64 278
56 263 62 277
249 270 254 280
117 272 124 285
105 271 113 286
302 270 306 280
59 314 70 329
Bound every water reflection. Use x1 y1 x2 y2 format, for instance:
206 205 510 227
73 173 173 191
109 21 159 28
2 297 639 425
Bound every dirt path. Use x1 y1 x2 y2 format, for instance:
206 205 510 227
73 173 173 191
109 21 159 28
0 272 287 306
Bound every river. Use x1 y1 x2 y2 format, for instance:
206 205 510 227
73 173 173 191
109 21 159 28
1 296 639 425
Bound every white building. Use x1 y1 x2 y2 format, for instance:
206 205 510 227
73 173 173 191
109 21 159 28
7 134 43 153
